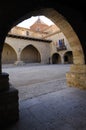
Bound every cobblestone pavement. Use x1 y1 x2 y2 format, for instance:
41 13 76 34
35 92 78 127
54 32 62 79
2 64 70 101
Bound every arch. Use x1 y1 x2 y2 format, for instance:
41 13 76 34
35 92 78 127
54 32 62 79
2 43 17 64
21 45 41 63
15 8 85 65
0 2 86 125
64 51 73 64
52 53 61 64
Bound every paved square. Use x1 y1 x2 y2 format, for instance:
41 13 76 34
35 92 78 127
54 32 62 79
2 64 70 101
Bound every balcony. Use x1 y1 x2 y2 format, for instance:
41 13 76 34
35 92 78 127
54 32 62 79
57 45 67 51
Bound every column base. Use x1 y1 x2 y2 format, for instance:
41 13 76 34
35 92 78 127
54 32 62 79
66 64 86 89
14 60 25 65
0 87 19 127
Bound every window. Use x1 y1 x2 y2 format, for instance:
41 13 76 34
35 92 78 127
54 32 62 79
26 31 29 36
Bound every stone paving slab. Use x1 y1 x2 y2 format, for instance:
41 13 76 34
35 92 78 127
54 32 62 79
3 64 86 129
2 64 70 101
17 78 67 101
6 87 86 130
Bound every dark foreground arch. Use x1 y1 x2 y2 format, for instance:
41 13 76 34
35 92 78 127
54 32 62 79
0 0 86 126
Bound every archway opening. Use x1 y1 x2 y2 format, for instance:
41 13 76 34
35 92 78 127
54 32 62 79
21 45 41 63
64 51 73 64
2 8 85 101
52 53 61 64
0 4 86 128
2 43 17 64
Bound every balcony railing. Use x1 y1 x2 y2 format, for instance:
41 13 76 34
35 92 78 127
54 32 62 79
57 45 67 51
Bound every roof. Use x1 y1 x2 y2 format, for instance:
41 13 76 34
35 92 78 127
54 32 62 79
7 34 52 43
29 16 49 32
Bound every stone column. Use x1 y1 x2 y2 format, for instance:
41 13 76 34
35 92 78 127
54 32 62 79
61 55 64 64
15 60 24 65
0 72 9 91
0 37 19 126
0 73 19 126
14 50 24 65
66 64 86 89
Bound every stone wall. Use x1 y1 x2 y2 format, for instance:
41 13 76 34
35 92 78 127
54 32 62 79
66 65 86 89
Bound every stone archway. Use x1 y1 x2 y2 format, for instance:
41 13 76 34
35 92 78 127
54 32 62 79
52 53 61 64
0 4 86 125
64 51 73 64
3 8 85 88
30 8 85 88
14 8 85 88
28 8 84 64
2 43 17 64
21 45 41 63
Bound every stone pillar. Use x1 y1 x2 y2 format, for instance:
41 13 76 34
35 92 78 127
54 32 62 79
0 86 19 126
14 60 24 65
61 55 64 64
66 64 86 89
0 49 19 126
0 72 9 91
0 72 19 126
14 51 24 65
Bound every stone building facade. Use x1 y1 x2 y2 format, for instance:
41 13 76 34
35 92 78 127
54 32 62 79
2 16 73 65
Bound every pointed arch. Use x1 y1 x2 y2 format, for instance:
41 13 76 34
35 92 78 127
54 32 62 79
52 53 61 64
64 51 73 64
18 8 84 64
21 44 41 63
2 43 17 64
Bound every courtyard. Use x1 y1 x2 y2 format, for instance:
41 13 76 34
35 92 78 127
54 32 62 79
2 64 70 101
2 64 86 130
